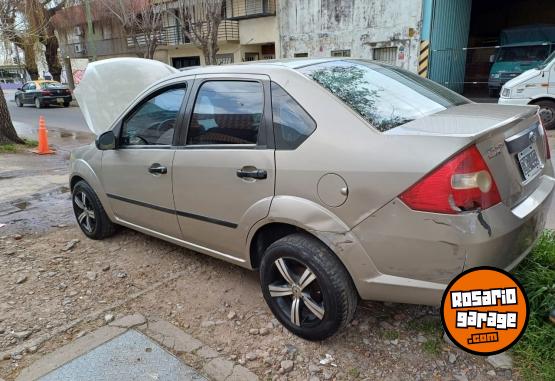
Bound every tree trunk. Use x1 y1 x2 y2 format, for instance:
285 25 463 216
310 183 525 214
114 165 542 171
0 87 24 145
19 41 39 80
44 34 62 81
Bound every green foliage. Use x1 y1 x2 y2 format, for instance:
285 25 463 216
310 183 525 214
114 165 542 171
513 231 555 381
0 143 17 153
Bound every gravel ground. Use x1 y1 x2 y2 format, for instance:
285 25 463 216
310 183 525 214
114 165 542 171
0 216 516 380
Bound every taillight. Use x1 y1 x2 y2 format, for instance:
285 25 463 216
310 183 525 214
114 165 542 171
400 146 501 214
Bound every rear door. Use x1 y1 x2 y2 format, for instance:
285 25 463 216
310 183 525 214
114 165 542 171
172 75 275 260
100 83 189 238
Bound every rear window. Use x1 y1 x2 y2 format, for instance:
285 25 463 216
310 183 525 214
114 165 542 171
299 60 469 132
40 82 67 89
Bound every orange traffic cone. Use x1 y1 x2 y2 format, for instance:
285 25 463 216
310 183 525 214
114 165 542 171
33 116 54 155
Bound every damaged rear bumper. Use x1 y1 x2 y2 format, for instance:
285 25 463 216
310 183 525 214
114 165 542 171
345 174 554 306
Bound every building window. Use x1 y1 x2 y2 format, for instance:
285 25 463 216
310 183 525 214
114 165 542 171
373 47 397 66
244 52 259 62
216 53 234 65
331 49 351 57
294 53 308 58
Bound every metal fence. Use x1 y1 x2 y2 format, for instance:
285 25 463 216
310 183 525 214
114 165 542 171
227 0 276 19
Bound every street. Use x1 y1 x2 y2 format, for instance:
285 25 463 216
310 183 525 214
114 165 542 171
0 92 553 381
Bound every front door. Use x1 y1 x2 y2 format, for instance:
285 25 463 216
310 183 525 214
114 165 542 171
172 76 275 261
100 85 188 238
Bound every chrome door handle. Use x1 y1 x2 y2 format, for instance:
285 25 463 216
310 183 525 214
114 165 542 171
236 168 267 179
148 163 167 174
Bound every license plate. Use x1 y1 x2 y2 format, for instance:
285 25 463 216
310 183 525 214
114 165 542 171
57 98 64 103
518 144 541 181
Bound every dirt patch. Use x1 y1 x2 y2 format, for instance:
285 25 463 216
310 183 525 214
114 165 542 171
0 224 516 380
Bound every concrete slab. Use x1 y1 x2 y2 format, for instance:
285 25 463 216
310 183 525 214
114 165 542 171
16 325 126 381
37 330 206 381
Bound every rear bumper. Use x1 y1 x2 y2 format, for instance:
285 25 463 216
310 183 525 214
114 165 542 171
41 95 72 104
498 97 530 106
350 173 554 306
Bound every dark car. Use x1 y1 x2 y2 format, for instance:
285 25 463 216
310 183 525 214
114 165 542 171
15 80 72 108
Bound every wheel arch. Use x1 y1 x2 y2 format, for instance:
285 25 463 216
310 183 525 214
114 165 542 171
247 196 381 297
70 159 115 221
528 96 555 105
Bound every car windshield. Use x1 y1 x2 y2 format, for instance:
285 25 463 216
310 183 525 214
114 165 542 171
40 82 66 89
496 44 550 62
298 60 469 132
538 50 555 69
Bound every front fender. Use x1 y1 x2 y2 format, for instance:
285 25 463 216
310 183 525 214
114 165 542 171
70 155 115 221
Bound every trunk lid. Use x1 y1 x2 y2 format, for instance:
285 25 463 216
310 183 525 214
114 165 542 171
74 58 179 135
387 103 549 209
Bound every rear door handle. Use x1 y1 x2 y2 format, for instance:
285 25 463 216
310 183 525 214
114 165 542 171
148 163 167 175
236 168 267 179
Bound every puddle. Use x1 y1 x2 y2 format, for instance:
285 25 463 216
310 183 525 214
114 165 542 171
13 123 95 149
0 186 76 235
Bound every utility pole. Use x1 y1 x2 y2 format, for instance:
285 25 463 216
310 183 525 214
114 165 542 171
84 0 97 61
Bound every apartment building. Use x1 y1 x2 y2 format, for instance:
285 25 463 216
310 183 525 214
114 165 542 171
53 0 278 68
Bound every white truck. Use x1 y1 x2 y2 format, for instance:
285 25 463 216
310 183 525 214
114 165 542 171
499 50 555 129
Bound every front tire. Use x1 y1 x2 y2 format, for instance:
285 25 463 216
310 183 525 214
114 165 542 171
259 233 358 341
35 97 42 109
72 181 116 240
15 96 23 107
535 100 555 130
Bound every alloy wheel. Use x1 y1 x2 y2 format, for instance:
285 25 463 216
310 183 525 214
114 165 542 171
268 257 325 327
73 191 96 233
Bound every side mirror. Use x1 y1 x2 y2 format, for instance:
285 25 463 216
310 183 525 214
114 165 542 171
95 131 116 150
17 87 22 91
489 54 496 63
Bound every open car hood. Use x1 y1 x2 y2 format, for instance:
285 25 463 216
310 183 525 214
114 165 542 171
74 58 179 135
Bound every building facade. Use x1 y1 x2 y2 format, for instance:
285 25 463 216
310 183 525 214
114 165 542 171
53 0 555 95
277 0 422 73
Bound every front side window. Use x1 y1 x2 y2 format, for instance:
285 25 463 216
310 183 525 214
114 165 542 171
299 60 469 132
187 81 264 145
121 87 186 146
271 82 316 149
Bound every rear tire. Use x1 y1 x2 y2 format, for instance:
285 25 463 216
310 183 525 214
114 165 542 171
34 98 42 109
259 233 358 341
535 100 555 130
72 181 116 240
63 102 70 107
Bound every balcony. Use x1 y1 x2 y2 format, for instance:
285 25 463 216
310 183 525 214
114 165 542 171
227 0 276 20
64 38 137 59
158 20 239 46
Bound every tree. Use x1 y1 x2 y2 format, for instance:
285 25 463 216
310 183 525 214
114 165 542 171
173 0 224 65
100 0 164 59
0 0 24 144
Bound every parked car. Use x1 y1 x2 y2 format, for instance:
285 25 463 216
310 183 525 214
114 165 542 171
70 58 553 340
15 80 72 108
499 50 555 129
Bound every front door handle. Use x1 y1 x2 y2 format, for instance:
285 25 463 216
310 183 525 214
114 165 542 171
236 168 267 179
148 163 167 175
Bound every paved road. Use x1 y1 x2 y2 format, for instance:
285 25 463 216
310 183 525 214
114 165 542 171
5 89 89 133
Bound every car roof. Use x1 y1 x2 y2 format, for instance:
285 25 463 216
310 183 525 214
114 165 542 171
164 58 369 78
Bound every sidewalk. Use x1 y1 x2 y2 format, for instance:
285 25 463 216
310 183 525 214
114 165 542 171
12 314 257 381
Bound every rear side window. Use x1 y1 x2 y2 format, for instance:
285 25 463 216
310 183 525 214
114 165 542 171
187 81 263 145
299 60 469 132
271 82 316 149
